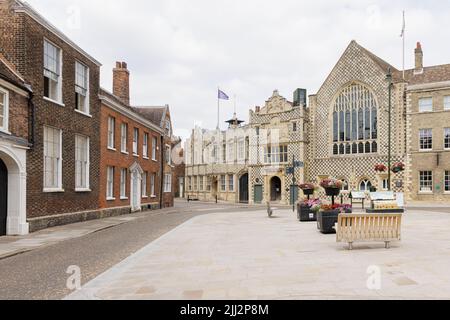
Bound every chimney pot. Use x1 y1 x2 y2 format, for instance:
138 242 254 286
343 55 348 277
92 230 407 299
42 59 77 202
255 106 260 113
113 61 130 105
415 41 423 72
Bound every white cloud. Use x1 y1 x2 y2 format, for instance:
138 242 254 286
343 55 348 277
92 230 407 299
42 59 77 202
25 0 450 140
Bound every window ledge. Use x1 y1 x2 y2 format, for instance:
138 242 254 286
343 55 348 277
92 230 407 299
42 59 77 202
43 188 65 193
0 128 11 135
152 158 158 162
107 147 116 152
121 151 129 155
133 154 140 158
74 109 92 118
151 195 157 198
418 191 433 195
418 149 434 152
142 196 148 199
106 197 116 201
120 197 128 200
43 97 65 107
75 188 91 193
143 156 149 160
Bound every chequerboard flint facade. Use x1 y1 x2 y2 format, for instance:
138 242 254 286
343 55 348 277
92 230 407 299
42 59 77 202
0 0 176 236
185 40 450 205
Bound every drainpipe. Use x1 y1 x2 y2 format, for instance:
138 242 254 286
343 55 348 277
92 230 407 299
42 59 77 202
159 134 164 209
28 91 35 149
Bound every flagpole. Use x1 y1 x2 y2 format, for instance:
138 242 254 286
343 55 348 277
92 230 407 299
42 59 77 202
217 86 220 130
402 10 405 80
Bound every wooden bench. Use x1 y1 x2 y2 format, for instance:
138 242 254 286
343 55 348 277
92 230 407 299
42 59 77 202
336 213 402 250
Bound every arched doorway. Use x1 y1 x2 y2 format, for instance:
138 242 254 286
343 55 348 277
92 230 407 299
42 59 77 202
0 147 28 236
0 159 7 236
129 162 143 212
270 176 282 202
239 173 249 203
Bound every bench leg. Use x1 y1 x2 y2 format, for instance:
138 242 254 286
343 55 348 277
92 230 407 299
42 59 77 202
385 241 390 249
348 242 353 250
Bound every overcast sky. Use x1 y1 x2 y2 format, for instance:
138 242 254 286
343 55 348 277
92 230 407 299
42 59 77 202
26 0 450 140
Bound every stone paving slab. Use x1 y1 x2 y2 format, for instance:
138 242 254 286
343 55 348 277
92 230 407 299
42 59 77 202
65 208 450 300
0 213 149 260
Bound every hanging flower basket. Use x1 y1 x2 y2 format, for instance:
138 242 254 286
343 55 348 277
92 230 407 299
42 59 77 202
375 164 387 173
392 162 405 174
299 183 316 195
320 179 342 197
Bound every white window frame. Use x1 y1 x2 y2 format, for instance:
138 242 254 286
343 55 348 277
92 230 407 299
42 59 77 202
43 126 63 192
106 166 115 200
444 96 450 111
444 128 450 150
120 168 127 199
74 61 90 116
150 173 156 197
133 128 139 156
107 116 115 150
418 97 433 113
0 87 9 134
419 171 433 193
199 176 204 191
220 175 226 192
419 128 433 151
238 139 245 160
143 133 149 159
121 123 128 154
165 144 171 165
228 174 234 192
75 134 90 191
164 173 172 193
43 39 63 104
152 136 158 161
142 172 148 198
445 171 450 193
227 142 234 163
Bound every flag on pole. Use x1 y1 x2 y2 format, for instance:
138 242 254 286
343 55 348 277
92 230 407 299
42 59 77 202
218 89 229 100
400 11 405 37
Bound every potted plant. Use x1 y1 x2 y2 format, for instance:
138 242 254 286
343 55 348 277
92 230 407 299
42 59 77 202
313 203 353 234
392 162 405 174
320 178 343 205
298 198 321 222
299 183 316 200
375 164 387 173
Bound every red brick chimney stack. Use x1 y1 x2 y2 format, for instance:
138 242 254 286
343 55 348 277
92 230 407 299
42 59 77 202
415 42 423 72
113 61 130 105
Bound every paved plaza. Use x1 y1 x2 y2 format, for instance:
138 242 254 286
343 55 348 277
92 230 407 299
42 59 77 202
65 206 450 300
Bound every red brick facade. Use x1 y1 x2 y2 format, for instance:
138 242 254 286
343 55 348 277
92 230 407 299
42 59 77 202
99 89 163 210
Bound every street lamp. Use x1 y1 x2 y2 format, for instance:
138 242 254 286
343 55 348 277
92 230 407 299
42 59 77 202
386 68 393 191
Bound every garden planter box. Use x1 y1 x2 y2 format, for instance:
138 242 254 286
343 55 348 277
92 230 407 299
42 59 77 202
297 204 317 222
317 210 340 234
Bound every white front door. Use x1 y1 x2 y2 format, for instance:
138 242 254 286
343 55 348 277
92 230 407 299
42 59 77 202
130 170 142 212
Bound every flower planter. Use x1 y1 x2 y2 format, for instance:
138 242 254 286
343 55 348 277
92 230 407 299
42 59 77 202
324 188 340 197
302 189 314 196
297 204 317 222
317 210 340 234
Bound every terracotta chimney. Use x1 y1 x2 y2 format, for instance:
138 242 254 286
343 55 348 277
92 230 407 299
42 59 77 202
113 61 130 105
415 42 423 73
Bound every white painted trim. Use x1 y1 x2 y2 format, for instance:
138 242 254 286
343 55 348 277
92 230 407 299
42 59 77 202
99 94 164 134
407 80 450 91
43 96 65 107
74 109 92 118
75 60 90 115
0 87 9 132
75 134 90 191
0 79 28 97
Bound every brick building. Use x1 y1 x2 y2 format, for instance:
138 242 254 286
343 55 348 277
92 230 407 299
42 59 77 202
1 0 103 232
99 62 164 212
0 53 32 235
133 106 176 208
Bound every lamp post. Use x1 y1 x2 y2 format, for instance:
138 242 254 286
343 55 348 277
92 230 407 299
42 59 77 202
386 68 393 191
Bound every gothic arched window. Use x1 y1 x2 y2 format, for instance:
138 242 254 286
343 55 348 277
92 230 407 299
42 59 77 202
332 84 378 155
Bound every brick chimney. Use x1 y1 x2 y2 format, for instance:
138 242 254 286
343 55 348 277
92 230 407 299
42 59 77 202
415 42 423 73
113 61 130 105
